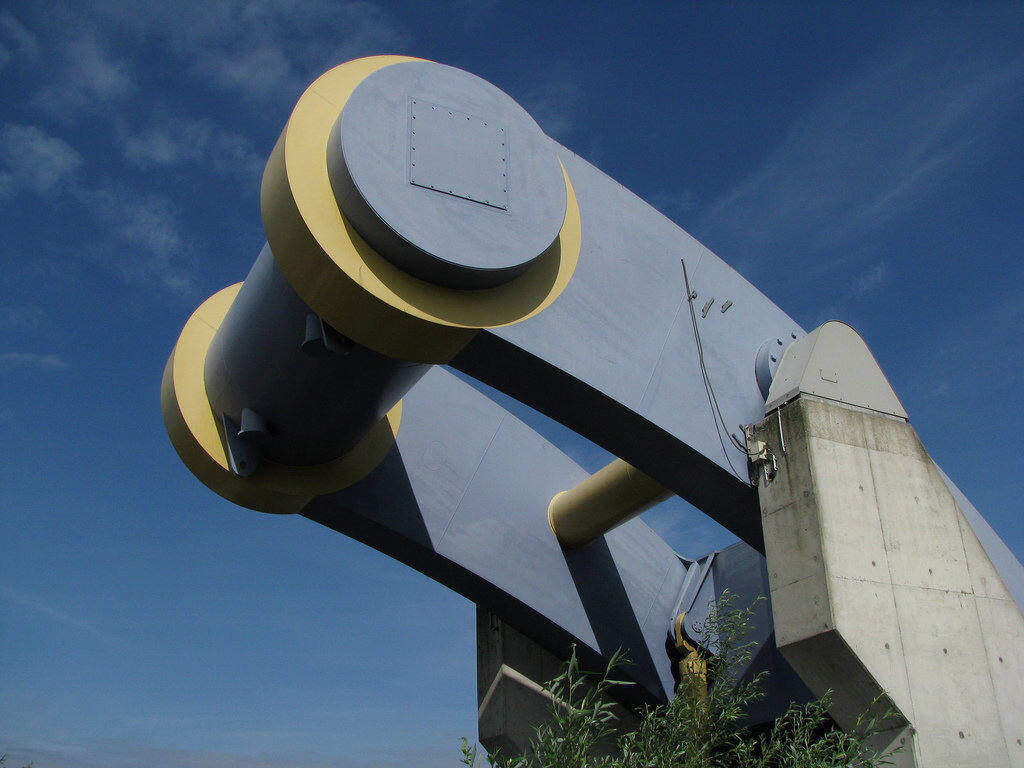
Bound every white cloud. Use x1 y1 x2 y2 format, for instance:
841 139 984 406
693 29 1024 287
0 120 193 294
86 0 409 102
0 123 83 195
0 352 68 370
0 170 14 200
851 261 888 298
78 186 193 293
193 44 298 102
118 194 183 257
0 10 40 60
123 117 263 181
34 33 133 115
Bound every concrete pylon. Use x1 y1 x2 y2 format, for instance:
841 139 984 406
476 607 638 759
749 322 1024 767
476 607 566 757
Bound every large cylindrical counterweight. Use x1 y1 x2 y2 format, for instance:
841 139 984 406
160 55 582 514
204 244 429 467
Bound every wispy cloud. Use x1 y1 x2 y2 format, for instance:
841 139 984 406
0 585 111 643
0 121 192 295
692 28 1024 288
123 117 264 182
0 123 83 195
0 304 59 335
0 352 68 370
194 44 298 103
516 71 584 141
78 186 193 293
0 9 39 62
34 32 134 115
851 260 888 298
648 188 699 222
88 0 410 103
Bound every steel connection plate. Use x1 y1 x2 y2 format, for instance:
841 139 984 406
409 98 508 210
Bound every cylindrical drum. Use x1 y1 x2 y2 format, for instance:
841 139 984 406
204 244 430 467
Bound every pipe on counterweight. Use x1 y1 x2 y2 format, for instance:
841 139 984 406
547 459 672 548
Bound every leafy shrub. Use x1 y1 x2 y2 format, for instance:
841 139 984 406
462 595 900 768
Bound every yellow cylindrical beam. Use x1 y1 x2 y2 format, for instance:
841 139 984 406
547 459 672 548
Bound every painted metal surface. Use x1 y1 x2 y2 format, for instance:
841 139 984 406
162 55 1024 721
548 459 672 548
764 321 908 418
205 244 428 466
329 61 566 289
452 147 807 550
303 366 689 704
408 98 509 210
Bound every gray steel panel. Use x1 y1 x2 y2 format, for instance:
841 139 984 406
408 98 508 210
453 148 802 549
330 61 565 289
303 367 688 703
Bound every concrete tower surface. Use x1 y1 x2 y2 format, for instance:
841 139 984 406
749 322 1024 767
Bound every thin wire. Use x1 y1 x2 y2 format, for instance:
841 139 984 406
681 260 737 474
680 260 762 482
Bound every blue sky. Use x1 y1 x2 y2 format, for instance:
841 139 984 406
1 2 1022 766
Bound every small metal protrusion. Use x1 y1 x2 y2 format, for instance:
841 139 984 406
221 412 262 478
302 313 331 357
701 299 714 318
238 408 269 441
302 313 353 357
720 300 733 313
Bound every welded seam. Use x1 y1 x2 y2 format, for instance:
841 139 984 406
636 291 686 413
638 558 675 632
438 412 508 545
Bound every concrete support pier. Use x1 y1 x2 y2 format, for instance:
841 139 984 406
476 608 566 756
475 607 637 758
750 322 1024 767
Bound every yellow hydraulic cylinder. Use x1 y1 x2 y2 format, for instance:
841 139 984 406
547 459 672 548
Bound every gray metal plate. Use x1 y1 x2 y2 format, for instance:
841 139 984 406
304 367 689 704
409 98 508 210
330 61 566 288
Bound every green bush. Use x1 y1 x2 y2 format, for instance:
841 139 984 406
462 595 900 768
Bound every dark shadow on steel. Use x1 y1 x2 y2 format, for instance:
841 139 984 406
562 537 665 701
303 438 670 711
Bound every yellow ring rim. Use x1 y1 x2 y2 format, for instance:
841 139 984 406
261 55 582 363
160 284 402 514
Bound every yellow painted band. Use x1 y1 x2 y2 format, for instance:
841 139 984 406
548 459 672 548
160 284 401 514
261 55 582 364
